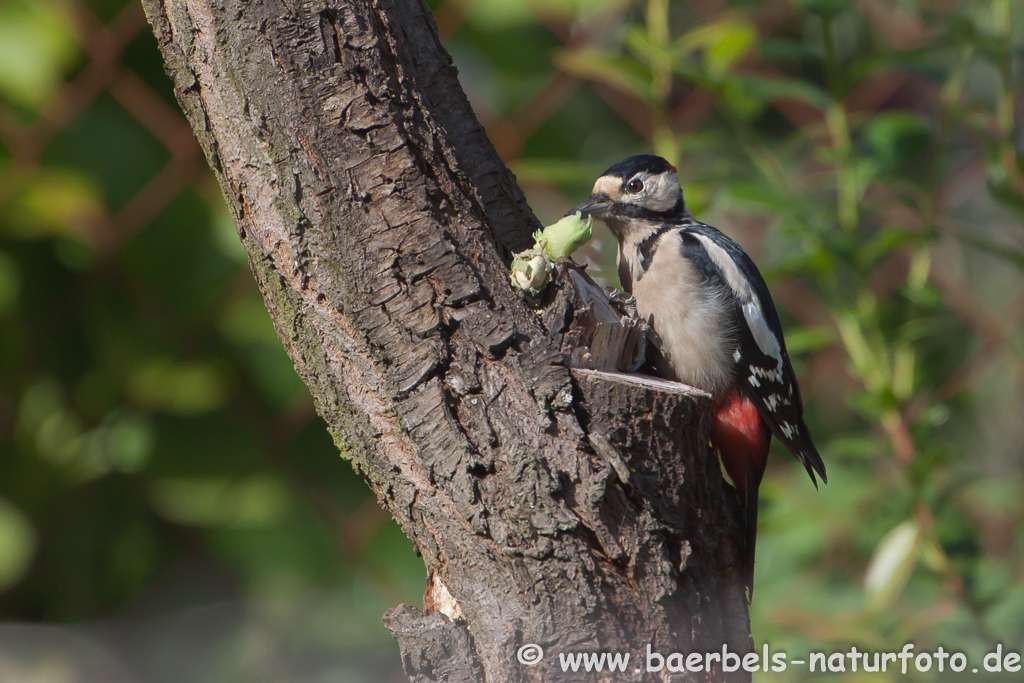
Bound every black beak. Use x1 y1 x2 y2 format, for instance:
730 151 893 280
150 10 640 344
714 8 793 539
566 194 612 219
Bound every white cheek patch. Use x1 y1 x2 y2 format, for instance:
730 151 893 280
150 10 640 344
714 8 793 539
693 233 783 367
639 171 681 212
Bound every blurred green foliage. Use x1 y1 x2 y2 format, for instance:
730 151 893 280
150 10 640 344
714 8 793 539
0 0 420 678
1 0 1023 680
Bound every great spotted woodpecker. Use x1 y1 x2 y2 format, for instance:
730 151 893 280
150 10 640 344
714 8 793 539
569 154 826 594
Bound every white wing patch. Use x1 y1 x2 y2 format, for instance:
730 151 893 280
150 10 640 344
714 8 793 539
693 233 783 368
750 364 783 384
763 393 791 413
743 300 782 365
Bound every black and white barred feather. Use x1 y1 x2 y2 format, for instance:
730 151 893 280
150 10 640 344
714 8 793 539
674 219 826 486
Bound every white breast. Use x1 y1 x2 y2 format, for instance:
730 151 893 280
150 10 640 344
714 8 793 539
627 233 737 392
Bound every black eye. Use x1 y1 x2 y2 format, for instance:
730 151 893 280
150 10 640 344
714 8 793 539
626 178 644 194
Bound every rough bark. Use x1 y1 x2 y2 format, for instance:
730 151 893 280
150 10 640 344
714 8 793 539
142 1 752 680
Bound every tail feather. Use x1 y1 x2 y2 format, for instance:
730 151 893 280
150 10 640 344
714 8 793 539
796 419 827 487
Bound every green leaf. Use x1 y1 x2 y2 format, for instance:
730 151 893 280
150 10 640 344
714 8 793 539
674 18 758 79
0 0 79 110
825 435 888 459
463 0 534 28
835 310 888 393
535 212 593 259
720 182 803 212
721 77 765 118
128 359 228 416
150 475 291 528
862 112 930 167
626 27 672 71
555 48 655 102
738 76 832 111
2 167 105 240
507 158 606 185
0 499 36 592
220 295 280 345
706 22 758 79
783 325 838 354
858 227 926 269
865 520 921 610
63 410 155 477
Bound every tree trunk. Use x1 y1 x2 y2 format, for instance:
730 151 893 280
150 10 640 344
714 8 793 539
142 1 752 680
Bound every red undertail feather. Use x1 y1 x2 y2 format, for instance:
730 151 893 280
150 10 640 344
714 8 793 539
711 385 771 597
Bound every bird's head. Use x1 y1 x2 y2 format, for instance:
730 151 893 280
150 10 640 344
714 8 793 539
568 154 684 236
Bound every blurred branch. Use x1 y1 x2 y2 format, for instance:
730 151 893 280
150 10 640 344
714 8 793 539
141 0 753 680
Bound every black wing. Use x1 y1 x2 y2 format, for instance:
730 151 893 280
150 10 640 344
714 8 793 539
678 224 827 486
